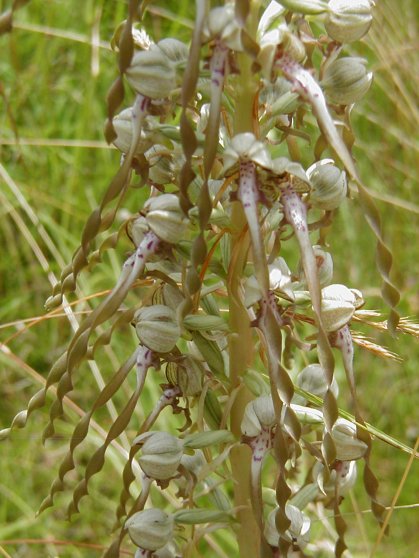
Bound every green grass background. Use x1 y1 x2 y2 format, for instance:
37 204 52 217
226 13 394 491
0 0 418 556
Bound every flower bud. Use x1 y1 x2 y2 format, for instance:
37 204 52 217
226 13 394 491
134 431 184 480
265 504 311 548
313 459 357 496
144 194 188 244
129 216 149 247
331 419 368 460
325 0 373 43
134 305 180 353
321 56 373 105
202 5 242 51
157 38 189 66
223 133 273 174
112 108 152 155
126 508 174 550
298 245 333 287
307 159 347 210
241 395 276 437
126 48 176 98
321 284 358 332
296 363 339 401
278 0 329 15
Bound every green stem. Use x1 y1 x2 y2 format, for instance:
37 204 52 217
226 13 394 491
228 3 265 557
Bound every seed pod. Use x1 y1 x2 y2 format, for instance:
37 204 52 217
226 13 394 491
134 305 180 353
126 508 174 550
331 419 368 460
202 5 242 51
321 56 373 105
126 47 176 99
134 431 184 480
296 363 339 401
265 504 311 548
241 395 276 437
307 159 347 211
144 194 188 244
321 284 357 332
278 0 329 15
325 0 373 43
313 459 357 496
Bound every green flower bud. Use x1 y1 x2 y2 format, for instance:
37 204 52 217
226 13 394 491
157 38 189 66
144 194 188 244
307 159 347 210
265 504 311 548
278 0 329 15
296 363 339 401
241 395 276 437
134 431 184 480
322 56 373 105
126 47 176 99
325 0 373 43
321 284 358 332
223 132 273 173
129 216 149 247
331 419 368 460
126 508 174 550
112 108 152 155
298 245 334 287
134 305 180 353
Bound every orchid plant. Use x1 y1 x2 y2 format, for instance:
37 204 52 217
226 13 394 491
1 1 405 557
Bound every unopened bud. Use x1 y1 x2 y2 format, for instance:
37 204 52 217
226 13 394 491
321 284 358 332
307 159 347 211
126 48 176 99
134 305 180 353
278 0 328 15
144 194 188 244
265 504 311 548
331 419 368 460
126 508 173 550
325 0 373 43
322 56 373 105
241 395 276 437
112 108 152 155
134 431 184 480
296 363 339 401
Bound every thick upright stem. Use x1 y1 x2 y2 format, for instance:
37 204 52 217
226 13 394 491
228 3 264 557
